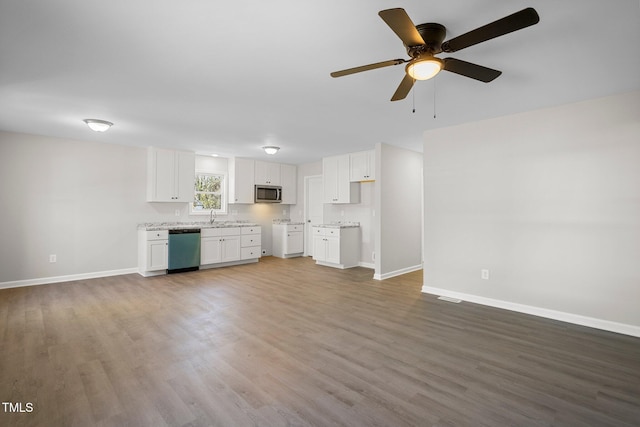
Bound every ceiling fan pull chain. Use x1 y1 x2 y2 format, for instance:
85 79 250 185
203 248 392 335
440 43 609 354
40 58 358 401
412 83 416 113
433 78 437 119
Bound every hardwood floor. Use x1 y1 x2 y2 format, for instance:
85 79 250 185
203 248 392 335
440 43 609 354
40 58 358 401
1 256 639 426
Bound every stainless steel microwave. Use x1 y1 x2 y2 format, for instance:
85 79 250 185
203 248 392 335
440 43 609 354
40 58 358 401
255 185 282 203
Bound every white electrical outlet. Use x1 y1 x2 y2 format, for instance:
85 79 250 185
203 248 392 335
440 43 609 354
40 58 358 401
481 269 490 280
49 254 57 263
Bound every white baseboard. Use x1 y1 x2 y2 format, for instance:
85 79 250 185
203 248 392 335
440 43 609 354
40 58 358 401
374 264 422 281
0 268 138 290
358 262 374 269
422 286 640 338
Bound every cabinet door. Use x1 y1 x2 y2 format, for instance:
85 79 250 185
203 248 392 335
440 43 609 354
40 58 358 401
229 158 255 203
323 154 359 203
201 237 222 264
255 161 281 185
147 240 168 270
350 150 375 181
325 236 341 264
286 232 304 254
322 156 339 203
150 148 175 201
221 236 241 262
147 148 195 202
335 154 351 202
312 236 327 262
174 151 195 202
280 164 297 204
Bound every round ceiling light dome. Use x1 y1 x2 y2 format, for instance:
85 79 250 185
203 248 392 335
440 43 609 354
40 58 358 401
83 119 113 132
262 146 280 155
406 56 444 81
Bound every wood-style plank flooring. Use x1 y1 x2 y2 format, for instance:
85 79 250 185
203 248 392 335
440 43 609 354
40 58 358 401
1 256 639 426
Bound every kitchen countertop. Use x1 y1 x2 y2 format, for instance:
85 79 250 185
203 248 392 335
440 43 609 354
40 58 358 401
273 219 305 225
314 222 360 229
138 221 259 231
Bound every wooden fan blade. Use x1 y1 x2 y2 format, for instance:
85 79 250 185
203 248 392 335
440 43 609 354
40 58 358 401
379 8 425 47
442 8 540 53
443 58 502 82
391 74 415 101
330 59 407 78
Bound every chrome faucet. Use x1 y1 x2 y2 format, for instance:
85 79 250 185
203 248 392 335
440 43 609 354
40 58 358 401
209 209 216 224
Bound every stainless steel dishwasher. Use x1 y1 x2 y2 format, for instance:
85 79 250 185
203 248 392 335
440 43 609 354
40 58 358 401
168 228 201 273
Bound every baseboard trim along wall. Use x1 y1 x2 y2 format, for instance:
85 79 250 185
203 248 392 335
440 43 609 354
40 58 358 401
422 286 640 338
0 268 139 290
374 264 422 281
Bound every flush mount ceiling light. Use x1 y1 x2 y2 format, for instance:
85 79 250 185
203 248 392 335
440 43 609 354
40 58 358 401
262 146 280 155
406 56 444 80
83 119 113 132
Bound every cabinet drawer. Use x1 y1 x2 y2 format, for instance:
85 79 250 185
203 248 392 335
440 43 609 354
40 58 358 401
201 228 221 238
202 227 241 237
145 230 168 241
313 227 325 236
286 224 303 232
241 246 261 260
220 227 241 236
241 226 261 235
313 227 340 237
241 234 261 248
325 228 340 237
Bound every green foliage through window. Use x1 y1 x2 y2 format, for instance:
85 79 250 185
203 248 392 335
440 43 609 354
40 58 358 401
193 173 225 212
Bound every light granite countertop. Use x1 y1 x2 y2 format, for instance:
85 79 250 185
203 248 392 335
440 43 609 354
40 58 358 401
138 221 259 231
314 222 360 229
273 219 305 225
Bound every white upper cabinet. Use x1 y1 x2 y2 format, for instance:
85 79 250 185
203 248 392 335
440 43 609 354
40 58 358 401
323 154 360 204
147 147 195 202
255 161 281 186
280 163 297 205
229 158 255 204
350 150 375 182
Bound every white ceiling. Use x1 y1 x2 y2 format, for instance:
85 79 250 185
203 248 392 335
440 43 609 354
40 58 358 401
1 0 639 165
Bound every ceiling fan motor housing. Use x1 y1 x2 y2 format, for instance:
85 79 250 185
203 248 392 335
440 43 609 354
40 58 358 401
406 23 447 57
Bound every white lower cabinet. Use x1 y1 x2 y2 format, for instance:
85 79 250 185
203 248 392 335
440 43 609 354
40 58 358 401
312 226 360 269
138 225 262 276
201 226 261 267
201 228 241 265
272 223 304 258
138 230 169 276
241 226 262 260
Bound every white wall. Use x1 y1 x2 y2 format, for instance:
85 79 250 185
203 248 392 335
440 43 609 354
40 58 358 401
0 133 290 285
422 91 640 335
374 143 423 279
0 132 153 283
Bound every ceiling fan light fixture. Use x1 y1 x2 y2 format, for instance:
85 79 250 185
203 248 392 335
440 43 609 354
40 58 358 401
262 146 280 155
406 57 444 80
83 119 113 132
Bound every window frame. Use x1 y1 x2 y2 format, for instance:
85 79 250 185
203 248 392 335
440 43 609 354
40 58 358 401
190 171 227 216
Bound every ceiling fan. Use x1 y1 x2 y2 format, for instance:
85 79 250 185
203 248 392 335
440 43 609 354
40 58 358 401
330 7 540 101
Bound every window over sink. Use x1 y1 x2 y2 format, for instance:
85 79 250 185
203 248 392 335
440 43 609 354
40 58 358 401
191 172 227 215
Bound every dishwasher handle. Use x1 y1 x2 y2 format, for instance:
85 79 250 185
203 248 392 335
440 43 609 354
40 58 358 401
169 228 201 234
